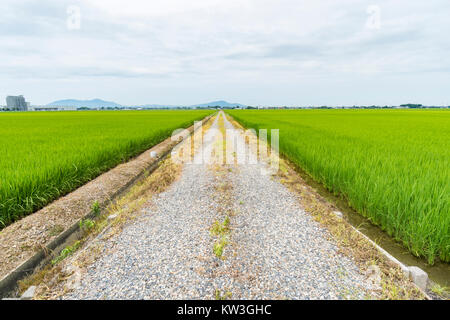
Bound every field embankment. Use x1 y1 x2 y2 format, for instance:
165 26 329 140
226 109 450 264
0 110 213 228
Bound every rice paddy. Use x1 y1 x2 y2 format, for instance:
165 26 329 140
227 109 450 264
0 110 212 228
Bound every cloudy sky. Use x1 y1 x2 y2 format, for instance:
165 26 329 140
1 0 449 106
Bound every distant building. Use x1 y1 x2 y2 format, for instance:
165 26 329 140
6 95 28 111
29 105 77 111
31 107 60 111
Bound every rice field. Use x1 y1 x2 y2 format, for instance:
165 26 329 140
227 109 450 264
0 110 212 228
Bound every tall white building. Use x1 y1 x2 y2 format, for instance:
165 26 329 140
6 95 28 111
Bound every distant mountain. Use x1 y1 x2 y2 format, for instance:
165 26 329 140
189 100 246 108
46 99 246 109
142 101 247 108
47 99 122 108
141 104 181 109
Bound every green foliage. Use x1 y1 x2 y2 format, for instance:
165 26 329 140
228 109 450 264
223 215 230 227
430 283 449 297
215 289 232 300
213 236 228 258
211 216 231 259
91 201 100 216
79 218 95 232
51 241 81 265
210 217 230 236
0 110 213 228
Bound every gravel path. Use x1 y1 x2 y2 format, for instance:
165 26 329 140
64 112 373 300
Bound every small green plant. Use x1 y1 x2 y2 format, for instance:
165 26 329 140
213 236 228 258
430 283 449 297
210 216 230 236
91 201 101 216
211 216 231 258
215 289 232 300
223 216 230 227
79 218 95 232
51 241 81 265
210 221 222 236
380 279 401 300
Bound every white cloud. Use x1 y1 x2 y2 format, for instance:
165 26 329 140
0 0 449 105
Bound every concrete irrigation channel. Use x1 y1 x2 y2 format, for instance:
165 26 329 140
7 112 433 300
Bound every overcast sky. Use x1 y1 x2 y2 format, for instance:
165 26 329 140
1 0 449 106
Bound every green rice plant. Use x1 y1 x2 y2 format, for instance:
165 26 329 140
0 110 213 228
227 109 450 264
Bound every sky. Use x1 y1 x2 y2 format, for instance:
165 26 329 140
1 0 449 106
